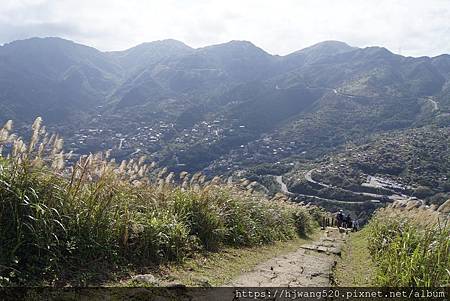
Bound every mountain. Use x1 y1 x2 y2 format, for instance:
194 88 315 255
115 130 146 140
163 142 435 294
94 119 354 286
282 40 355 67
0 37 121 123
0 37 449 179
201 46 450 174
108 39 194 75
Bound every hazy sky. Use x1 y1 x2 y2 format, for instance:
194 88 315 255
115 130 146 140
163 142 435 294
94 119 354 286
1 0 450 57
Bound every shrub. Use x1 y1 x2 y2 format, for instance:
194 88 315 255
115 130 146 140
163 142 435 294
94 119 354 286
130 211 192 262
292 207 313 237
170 190 227 251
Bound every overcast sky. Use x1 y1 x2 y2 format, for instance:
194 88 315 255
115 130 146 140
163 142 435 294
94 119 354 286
1 0 449 57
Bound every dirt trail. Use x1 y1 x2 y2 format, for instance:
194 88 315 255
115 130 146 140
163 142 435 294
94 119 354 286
228 228 347 287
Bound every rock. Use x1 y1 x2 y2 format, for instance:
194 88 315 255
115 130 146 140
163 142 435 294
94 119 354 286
164 282 186 288
437 199 450 214
131 274 158 285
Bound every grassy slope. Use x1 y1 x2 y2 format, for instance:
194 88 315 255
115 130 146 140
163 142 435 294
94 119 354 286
0 119 323 286
335 206 450 287
334 228 375 286
366 207 449 286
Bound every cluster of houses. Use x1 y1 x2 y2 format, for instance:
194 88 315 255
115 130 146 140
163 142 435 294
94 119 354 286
205 135 304 174
64 115 253 166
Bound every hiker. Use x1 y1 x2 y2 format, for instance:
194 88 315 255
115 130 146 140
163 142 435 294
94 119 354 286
336 210 344 228
345 214 352 229
352 219 360 232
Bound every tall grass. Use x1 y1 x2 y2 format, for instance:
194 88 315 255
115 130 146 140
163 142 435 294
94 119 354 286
0 118 319 286
367 208 450 287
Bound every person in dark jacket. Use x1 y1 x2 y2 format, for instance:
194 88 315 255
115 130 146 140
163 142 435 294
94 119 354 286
345 214 352 229
352 219 360 232
336 210 344 228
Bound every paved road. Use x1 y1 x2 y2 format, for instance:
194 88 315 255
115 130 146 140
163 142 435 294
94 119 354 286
305 169 331 188
275 175 368 204
304 169 406 202
425 96 439 111
274 175 295 196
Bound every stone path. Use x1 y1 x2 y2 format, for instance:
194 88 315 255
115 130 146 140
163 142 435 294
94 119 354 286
228 227 347 287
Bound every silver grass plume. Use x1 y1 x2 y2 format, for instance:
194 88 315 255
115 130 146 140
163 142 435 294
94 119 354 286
3 120 12 131
158 167 168 179
211 176 222 185
165 172 175 184
190 172 201 185
179 171 188 181
198 174 206 184
29 117 42 153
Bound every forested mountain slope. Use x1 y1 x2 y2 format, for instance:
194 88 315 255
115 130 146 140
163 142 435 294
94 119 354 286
1 37 449 176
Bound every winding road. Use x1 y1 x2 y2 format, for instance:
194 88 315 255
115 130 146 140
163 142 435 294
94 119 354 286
273 169 408 205
274 175 295 196
270 84 428 204
275 175 372 205
424 96 439 111
304 169 406 201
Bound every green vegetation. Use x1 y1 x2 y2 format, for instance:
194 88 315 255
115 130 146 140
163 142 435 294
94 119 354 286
335 206 450 287
0 119 318 286
334 227 375 286
366 208 450 287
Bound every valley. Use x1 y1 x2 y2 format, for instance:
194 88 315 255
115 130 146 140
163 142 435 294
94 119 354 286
1 37 450 218
2 0 450 292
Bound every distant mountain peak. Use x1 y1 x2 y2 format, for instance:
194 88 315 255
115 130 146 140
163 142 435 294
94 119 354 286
0 36 103 56
120 39 193 54
223 40 257 47
362 46 393 54
200 40 271 58
137 39 192 49
292 40 355 56
357 46 398 60
10 36 72 43
207 39 267 49
309 40 353 48
284 40 356 66
108 39 194 74
3 36 78 48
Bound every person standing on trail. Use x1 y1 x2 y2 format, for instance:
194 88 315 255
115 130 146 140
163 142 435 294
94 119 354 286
345 214 352 229
352 219 359 232
336 210 344 228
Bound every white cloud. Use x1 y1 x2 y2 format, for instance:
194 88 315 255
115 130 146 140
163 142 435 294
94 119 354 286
0 0 449 57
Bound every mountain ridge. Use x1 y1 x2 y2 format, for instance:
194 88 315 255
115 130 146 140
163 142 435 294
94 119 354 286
4 36 450 59
0 36 449 181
